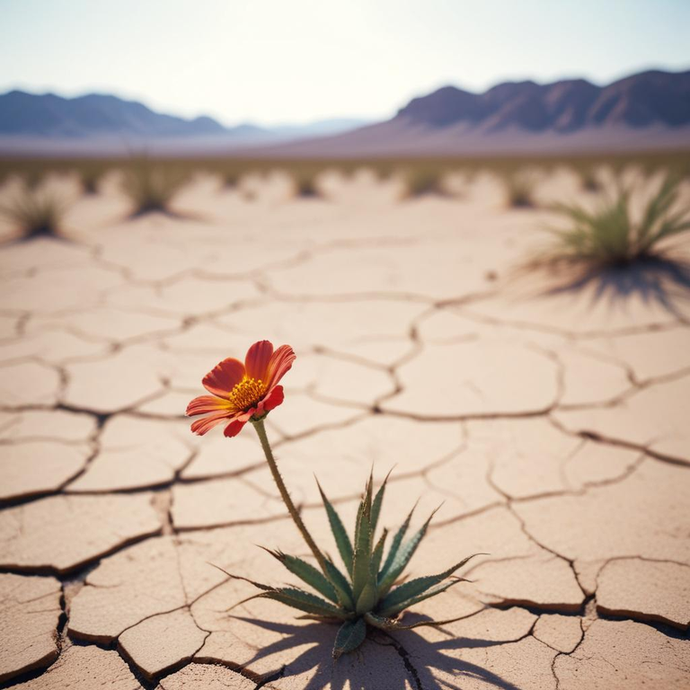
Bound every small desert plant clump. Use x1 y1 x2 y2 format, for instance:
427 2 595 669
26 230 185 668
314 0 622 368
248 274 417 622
0 186 68 240
290 168 322 198
222 170 241 189
79 165 106 195
186 340 482 659
400 167 449 199
121 160 189 215
577 166 602 193
539 175 690 267
502 169 539 208
218 164 246 190
21 167 47 191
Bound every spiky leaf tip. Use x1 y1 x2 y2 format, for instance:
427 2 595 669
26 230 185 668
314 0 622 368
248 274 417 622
351 485 374 600
333 617 367 659
264 587 350 620
379 552 485 615
378 504 441 596
370 468 393 535
316 478 353 573
260 547 339 604
379 501 417 583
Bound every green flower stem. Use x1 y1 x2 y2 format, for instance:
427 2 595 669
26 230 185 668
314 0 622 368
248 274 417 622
251 417 328 574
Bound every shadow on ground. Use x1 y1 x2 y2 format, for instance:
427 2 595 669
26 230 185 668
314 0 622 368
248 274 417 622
542 256 690 317
219 617 522 690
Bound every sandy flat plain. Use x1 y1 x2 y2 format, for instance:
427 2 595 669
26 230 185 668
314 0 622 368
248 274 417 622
0 168 689 689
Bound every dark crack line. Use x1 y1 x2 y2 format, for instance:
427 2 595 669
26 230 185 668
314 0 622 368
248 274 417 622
548 414 690 469
372 630 424 690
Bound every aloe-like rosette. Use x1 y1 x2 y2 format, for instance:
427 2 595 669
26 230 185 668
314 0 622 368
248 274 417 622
187 340 482 658
221 472 482 658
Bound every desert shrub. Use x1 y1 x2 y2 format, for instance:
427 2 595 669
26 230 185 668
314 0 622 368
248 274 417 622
502 169 540 208
577 166 602 193
79 165 106 195
400 167 448 199
290 168 322 198
121 160 189 215
372 161 397 181
220 166 245 189
0 186 68 240
22 168 47 191
538 175 690 267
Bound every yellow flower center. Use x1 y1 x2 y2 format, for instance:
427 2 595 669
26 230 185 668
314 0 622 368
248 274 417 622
228 377 267 411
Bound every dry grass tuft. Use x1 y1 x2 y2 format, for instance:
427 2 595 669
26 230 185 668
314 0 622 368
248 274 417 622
502 169 540 208
290 169 322 198
79 165 107 195
399 167 449 199
535 175 690 268
577 166 602 193
121 160 189 215
0 186 68 240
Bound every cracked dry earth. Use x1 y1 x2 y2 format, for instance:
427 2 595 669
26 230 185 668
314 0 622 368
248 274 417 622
0 169 689 689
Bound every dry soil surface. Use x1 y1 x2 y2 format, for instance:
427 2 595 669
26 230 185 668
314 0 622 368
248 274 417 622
0 169 689 689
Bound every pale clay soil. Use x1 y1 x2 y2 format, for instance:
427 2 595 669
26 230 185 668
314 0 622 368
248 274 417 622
0 168 689 689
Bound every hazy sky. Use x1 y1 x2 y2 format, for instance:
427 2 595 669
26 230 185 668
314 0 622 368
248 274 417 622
1 0 688 126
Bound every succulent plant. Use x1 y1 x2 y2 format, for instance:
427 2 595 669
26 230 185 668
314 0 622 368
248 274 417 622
187 342 481 658
219 471 480 658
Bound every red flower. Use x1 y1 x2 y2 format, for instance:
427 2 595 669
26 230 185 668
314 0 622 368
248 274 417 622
186 340 295 438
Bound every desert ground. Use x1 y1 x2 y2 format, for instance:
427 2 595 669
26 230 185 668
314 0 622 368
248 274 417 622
0 163 689 689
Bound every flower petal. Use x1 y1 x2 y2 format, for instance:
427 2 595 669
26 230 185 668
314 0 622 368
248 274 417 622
262 385 285 412
190 411 231 436
203 358 245 398
245 340 274 382
266 345 296 389
223 418 248 437
186 395 229 417
222 410 254 438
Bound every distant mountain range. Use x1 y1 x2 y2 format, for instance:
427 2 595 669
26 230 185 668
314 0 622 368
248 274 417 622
1 69 689 156
250 69 690 157
397 70 690 131
0 90 369 152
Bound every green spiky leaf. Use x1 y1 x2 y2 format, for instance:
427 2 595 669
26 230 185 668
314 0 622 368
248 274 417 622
263 587 349 619
371 529 388 578
379 503 416 582
333 617 367 659
378 506 439 596
370 469 391 536
378 578 465 618
323 557 355 609
378 553 483 615
351 484 373 600
317 480 353 573
262 548 338 603
355 582 378 615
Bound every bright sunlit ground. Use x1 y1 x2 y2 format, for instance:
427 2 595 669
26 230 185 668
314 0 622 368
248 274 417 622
1 159 689 688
